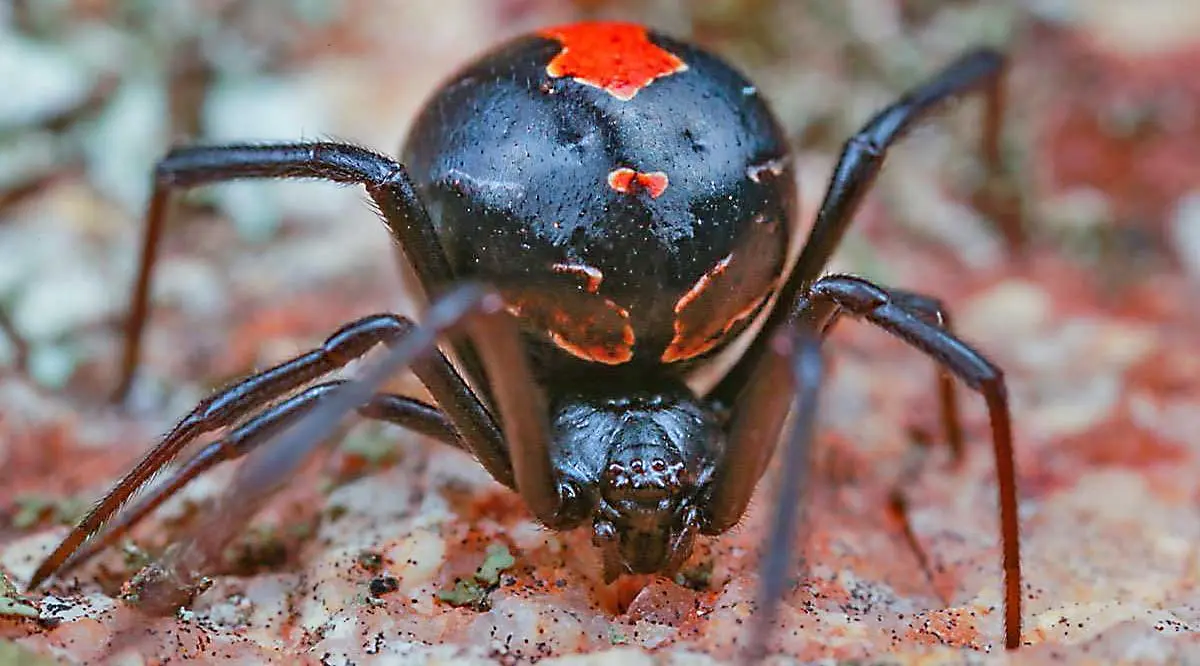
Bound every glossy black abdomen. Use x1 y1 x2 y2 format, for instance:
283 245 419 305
401 23 797 380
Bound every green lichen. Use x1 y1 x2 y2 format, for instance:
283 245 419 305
474 542 515 586
0 640 59 666
0 571 38 620
10 493 89 529
673 558 714 591
436 576 489 611
436 542 515 612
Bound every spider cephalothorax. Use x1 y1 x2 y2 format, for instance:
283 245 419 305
548 384 721 577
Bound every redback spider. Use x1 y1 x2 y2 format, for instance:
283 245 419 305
26 21 1023 658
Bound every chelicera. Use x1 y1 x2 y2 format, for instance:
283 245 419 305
27 21 1024 656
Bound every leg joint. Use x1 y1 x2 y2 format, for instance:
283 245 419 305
810 274 889 313
323 314 416 364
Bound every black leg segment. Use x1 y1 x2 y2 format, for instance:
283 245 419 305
113 142 481 402
789 49 1013 291
126 283 558 612
714 48 1015 407
52 382 458 578
799 274 1021 650
28 310 508 590
741 330 824 664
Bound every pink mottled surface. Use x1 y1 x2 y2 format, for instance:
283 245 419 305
2 1 1199 663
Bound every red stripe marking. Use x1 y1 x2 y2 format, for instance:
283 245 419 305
549 322 634 365
661 253 772 363
505 294 635 365
552 262 604 293
540 22 688 101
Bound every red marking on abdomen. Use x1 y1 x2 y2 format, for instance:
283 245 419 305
505 293 635 365
540 22 687 101
549 323 634 365
552 262 604 293
607 167 669 198
661 253 772 363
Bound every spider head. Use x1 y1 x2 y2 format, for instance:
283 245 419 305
594 446 701 578
549 383 721 580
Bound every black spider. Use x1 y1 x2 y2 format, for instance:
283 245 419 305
26 21 1023 658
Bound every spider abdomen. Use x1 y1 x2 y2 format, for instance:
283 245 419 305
401 22 798 375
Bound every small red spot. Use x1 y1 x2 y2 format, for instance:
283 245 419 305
607 167 669 198
539 22 688 101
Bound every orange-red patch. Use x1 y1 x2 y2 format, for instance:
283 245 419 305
661 254 771 363
607 167 669 198
675 254 731 314
549 325 634 365
539 22 687 101
506 294 635 365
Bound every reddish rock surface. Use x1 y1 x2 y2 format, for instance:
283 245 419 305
1 2 1198 664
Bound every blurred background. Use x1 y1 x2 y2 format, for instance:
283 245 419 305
2 1 1200 662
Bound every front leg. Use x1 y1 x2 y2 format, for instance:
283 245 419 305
80 283 564 615
115 142 486 402
28 310 509 589
51 382 457 580
801 274 1021 650
705 286 965 534
711 328 825 665
714 47 1017 408
711 274 1021 658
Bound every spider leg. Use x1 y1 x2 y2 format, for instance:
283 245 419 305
802 274 1020 650
114 142 484 402
704 287 961 535
705 331 815 536
709 329 823 664
715 274 1019 657
714 47 1016 406
55 383 456 577
822 288 962 606
105 283 555 615
28 310 509 589
847 288 964 462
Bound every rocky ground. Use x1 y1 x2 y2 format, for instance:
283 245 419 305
1 1 1199 664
